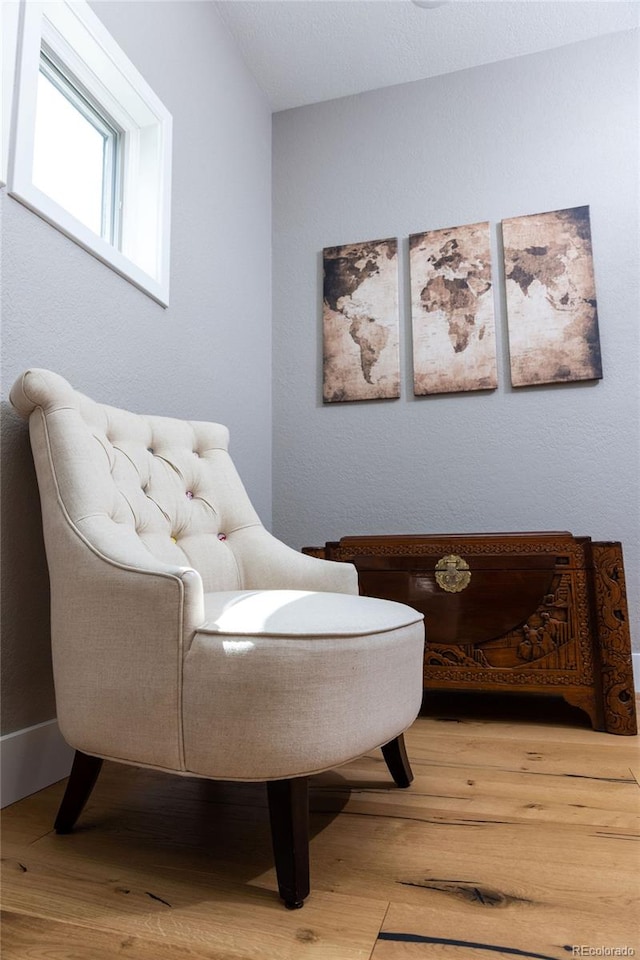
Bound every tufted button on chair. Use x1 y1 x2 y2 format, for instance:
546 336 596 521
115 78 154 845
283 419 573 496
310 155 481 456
10 369 425 909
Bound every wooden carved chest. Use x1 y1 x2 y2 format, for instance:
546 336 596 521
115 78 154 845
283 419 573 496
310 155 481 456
304 532 637 735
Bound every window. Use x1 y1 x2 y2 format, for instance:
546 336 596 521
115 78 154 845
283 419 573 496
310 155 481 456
1 1 20 186
34 49 121 242
9 1 172 305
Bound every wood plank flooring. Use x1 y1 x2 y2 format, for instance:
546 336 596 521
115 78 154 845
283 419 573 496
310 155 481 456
2 697 639 959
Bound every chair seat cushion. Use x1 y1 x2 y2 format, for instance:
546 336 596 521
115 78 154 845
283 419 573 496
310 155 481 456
184 590 425 781
199 589 423 638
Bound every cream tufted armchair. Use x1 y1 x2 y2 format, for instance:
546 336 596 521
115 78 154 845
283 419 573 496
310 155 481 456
10 369 425 908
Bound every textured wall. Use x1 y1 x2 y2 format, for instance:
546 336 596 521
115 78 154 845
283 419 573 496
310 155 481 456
1 1 272 734
272 32 640 654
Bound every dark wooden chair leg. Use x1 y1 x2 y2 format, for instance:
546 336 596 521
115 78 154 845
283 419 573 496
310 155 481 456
54 750 103 834
381 734 414 788
266 776 310 909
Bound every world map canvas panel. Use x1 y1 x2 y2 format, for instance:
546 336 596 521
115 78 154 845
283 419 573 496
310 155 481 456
502 206 602 387
323 238 400 402
409 221 497 395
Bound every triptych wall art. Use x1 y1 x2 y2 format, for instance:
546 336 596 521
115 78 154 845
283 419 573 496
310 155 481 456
322 205 602 403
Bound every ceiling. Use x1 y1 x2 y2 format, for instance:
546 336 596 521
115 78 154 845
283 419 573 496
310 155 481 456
214 0 639 112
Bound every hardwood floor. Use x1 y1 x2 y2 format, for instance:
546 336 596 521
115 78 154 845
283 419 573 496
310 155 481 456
2 696 639 959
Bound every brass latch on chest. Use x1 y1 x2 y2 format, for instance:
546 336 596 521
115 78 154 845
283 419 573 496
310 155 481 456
435 554 471 593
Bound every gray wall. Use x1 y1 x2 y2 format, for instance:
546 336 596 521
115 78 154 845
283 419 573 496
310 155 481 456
272 32 640 655
1 1 272 734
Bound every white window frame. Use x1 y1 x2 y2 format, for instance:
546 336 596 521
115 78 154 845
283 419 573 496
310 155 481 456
8 0 172 305
1 1 21 187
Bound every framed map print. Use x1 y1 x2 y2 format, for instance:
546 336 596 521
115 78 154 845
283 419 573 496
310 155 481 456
322 238 400 402
502 206 602 387
410 221 497 395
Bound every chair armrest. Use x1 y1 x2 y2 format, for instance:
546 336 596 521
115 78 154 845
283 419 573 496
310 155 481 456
233 526 359 595
77 514 202 580
73 513 206 625
48 514 205 770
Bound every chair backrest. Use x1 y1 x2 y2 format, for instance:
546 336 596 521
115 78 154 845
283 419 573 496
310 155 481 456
10 369 261 593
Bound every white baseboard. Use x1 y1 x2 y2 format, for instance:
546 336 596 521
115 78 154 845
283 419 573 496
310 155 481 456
1 718 73 808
